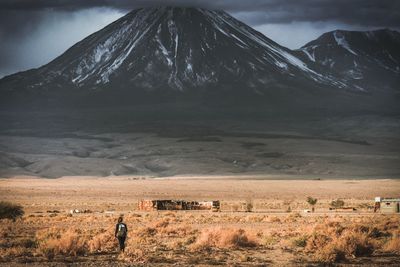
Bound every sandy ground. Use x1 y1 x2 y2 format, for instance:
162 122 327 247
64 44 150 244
1 176 399 212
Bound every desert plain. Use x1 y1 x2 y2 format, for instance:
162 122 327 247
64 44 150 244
0 176 399 266
0 111 399 265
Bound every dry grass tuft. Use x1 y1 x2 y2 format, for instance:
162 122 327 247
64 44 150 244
383 233 400 254
285 212 302 223
88 227 117 253
305 220 379 262
0 201 398 266
291 235 308 248
36 228 87 259
120 247 149 263
0 201 24 221
191 227 258 251
159 222 194 236
267 216 281 223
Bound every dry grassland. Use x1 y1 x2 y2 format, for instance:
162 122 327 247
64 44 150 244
0 177 399 266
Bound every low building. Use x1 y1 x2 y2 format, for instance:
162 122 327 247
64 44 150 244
375 197 400 213
138 199 220 212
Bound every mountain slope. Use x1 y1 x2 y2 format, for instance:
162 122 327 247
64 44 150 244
297 29 400 93
0 7 353 108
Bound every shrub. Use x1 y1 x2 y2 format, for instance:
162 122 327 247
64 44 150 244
383 234 400 254
138 226 157 238
292 235 308 247
0 201 24 221
285 212 302 223
338 231 374 257
263 235 279 247
88 228 117 253
306 197 318 212
330 199 345 209
136 218 176 238
152 218 170 228
37 229 87 259
191 227 258 251
268 216 281 223
313 243 346 263
305 221 375 263
18 238 37 249
158 223 193 237
0 247 32 259
244 199 254 212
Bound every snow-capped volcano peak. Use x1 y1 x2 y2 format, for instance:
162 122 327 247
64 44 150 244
5 7 399 110
17 7 346 93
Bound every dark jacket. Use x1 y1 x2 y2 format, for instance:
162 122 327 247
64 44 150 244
115 222 128 237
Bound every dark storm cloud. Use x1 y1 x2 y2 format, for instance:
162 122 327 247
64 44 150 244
0 7 122 77
1 0 399 27
229 0 400 27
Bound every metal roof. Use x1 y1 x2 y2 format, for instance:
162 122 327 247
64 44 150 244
381 198 400 202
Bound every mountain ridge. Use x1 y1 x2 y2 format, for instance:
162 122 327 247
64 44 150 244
0 8 399 111
297 28 400 94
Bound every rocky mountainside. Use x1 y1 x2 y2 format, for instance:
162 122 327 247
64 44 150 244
0 7 353 108
297 29 400 93
0 8 398 111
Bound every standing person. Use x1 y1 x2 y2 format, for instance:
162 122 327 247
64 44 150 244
115 216 128 252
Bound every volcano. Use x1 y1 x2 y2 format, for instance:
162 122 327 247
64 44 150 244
0 7 398 111
0 7 353 108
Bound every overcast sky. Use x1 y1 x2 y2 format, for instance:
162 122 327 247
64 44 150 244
0 0 399 78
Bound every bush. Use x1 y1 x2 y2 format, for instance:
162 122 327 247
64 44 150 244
307 197 318 212
0 201 24 221
191 227 258 251
268 216 281 223
244 199 254 212
330 199 345 209
305 221 375 263
18 238 38 249
292 235 308 247
88 228 117 253
307 197 318 206
285 212 302 222
339 231 374 257
313 243 346 263
37 229 87 259
383 234 400 254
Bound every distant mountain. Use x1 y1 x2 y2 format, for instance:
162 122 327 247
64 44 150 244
297 29 400 93
0 7 353 108
0 8 398 112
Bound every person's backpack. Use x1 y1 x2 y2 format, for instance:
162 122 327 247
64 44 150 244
117 223 127 237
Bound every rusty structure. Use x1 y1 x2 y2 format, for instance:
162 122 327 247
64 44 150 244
138 199 220 212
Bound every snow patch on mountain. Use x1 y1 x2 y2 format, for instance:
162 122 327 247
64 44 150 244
71 8 164 85
364 31 376 40
200 10 327 81
101 11 161 83
301 46 317 62
156 24 173 66
333 31 358 55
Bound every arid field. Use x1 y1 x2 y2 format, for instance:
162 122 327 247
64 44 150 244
0 176 399 266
